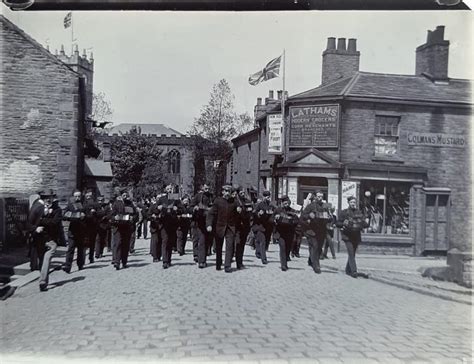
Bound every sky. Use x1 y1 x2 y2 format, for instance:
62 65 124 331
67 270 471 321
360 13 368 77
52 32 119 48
2 8 473 134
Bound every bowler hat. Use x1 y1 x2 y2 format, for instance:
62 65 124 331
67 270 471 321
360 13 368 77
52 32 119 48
347 195 356 202
39 189 56 199
262 190 271 197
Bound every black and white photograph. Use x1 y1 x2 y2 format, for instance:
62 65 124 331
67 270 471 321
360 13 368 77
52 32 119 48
0 2 472 363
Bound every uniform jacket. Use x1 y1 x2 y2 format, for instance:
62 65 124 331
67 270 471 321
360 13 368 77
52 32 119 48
40 202 63 242
273 206 298 235
157 195 180 229
25 199 45 235
252 200 275 233
206 196 240 239
191 192 213 227
301 200 332 237
336 207 369 241
84 198 101 228
111 199 138 229
64 200 86 235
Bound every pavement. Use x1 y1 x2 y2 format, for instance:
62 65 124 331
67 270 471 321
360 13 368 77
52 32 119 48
0 238 472 364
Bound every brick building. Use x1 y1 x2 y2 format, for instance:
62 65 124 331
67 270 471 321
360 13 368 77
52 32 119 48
229 26 472 286
107 123 196 196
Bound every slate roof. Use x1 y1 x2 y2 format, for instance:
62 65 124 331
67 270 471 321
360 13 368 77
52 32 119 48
107 123 183 136
84 159 113 178
289 71 472 105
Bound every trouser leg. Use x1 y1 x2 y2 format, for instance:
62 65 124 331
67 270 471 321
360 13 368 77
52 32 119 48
143 219 148 239
235 228 247 268
111 227 121 266
255 230 267 262
129 230 136 253
137 222 142 239
150 231 160 260
161 228 170 265
345 239 358 275
121 228 132 266
88 229 97 262
278 234 288 269
40 241 57 286
224 229 235 270
197 227 208 264
215 236 224 269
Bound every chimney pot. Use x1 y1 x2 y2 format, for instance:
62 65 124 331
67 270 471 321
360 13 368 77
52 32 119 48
74 44 79 55
277 90 282 100
269 90 274 99
60 44 65 55
257 97 262 106
347 38 357 52
83 49 87 57
337 38 346 51
326 37 336 50
90 52 94 62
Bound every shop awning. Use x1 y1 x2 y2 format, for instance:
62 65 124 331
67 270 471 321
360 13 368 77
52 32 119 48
345 163 428 183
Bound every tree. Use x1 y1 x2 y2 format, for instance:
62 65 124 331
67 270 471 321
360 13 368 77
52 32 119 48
91 92 113 129
110 126 166 198
189 79 255 192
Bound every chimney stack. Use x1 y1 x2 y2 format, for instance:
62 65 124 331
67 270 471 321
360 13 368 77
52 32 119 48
269 90 274 99
415 25 450 81
321 36 360 85
277 90 283 100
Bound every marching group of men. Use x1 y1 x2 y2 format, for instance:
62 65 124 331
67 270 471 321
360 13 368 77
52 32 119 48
26 182 370 292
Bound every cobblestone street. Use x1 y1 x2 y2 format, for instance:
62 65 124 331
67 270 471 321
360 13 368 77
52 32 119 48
1 238 472 364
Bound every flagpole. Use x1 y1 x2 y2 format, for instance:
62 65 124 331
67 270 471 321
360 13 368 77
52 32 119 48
71 13 74 55
281 49 286 162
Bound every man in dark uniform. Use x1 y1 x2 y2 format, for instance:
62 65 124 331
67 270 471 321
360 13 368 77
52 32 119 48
37 190 63 291
25 192 48 272
148 194 162 262
336 196 370 278
322 205 337 260
110 189 138 270
157 185 180 269
273 196 299 271
94 195 110 259
63 190 86 273
234 186 252 270
83 189 101 264
177 196 193 256
206 184 242 272
301 190 332 274
251 190 274 265
191 183 213 268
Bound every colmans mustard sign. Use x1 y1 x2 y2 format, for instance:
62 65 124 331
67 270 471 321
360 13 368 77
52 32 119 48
407 132 466 148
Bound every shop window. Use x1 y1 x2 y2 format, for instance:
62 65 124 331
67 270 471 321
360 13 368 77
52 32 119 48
374 116 400 156
167 149 180 174
360 181 410 235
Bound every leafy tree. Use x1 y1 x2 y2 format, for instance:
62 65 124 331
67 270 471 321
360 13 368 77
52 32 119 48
110 126 166 198
90 92 114 131
189 79 254 192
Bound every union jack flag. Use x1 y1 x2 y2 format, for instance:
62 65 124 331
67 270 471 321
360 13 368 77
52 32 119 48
64 12 72 29
248 55 281 86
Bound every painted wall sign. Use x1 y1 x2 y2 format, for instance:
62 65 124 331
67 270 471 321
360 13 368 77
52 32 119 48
341 181 359 210
267 114 283 154
407 132 467 148
289 104 339 148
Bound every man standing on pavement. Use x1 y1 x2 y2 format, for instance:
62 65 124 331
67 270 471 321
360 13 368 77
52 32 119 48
336 196 370 278
63 190 86 273
273 195 298 271
110 189 138 270
83 189 101 264
191 183 213 268
206 185 242 272
301 190 332 274
251 190 274 265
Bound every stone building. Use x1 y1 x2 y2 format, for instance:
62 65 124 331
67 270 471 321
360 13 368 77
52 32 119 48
228 26 472 286
107 123 196 196
0 16 110 249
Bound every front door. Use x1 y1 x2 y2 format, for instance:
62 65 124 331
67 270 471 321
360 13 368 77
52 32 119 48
422 192 450 252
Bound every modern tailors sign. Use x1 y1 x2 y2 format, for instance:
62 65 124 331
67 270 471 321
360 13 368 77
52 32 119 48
289 104 339 148
267 114 283 154
407 132 467 148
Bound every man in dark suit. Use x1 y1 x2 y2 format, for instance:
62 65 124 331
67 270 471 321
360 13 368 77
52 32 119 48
273 196 298 271
234 187 252 270
63 190 86 273
191 183 213 268
177 196 193 256
336 196 370 278
110 189 138 270
25 192 47 272
83 189 101 264
206 185 242 273
251 190 274 265
94 195 110 259
301 190 333 274
148 194 162 263
157 185 180 269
